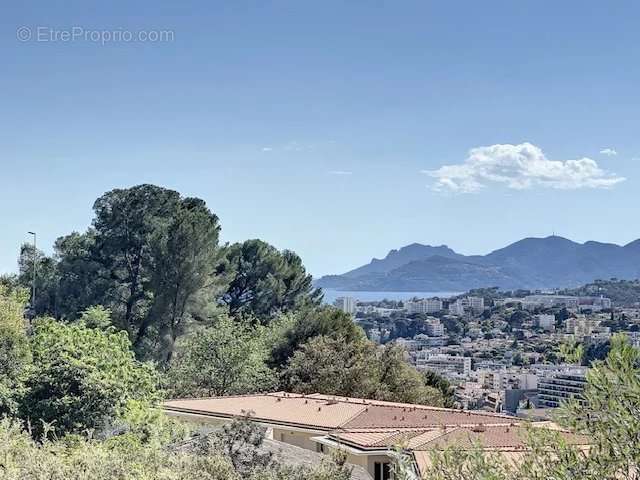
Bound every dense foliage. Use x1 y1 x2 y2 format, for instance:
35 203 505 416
167 316 276 397
21 319 159 437
219 239 322 324
17 185 319 363
4 184 448 446
282 336 445 406
269 306 365 368
0 416 351 480
0 286 30 416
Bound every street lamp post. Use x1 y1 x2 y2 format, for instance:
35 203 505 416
27 231 36 313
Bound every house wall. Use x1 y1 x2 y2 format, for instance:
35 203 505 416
164 410 228 428
270 429 393 478
271 428 319 451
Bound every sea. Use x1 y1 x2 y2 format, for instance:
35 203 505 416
320 289 462 304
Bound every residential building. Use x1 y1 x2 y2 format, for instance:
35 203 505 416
477 370 538 391
373 307 402 317
413 334 447 347
522 294 611 311
406 298 443 314
467 296 485 312
415 353 472 377
536 366 588 408
448 301 465 316
163 392 589 479
334 297 357 315
579 295 612 311
424 317 445 337
536 314 556 331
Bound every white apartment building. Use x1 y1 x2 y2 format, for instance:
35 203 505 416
467 296 485 312
582 295 612 310
565 317 608 338
415 353 472 377
536 314 556 331
333 296 357 315
424 318 445 337
522 295 579 310
522 295 612 311
536 366 588 408
406 298 443 314
373 307 401 317
449 296 485 315
478 370 538 391
448 301 465 316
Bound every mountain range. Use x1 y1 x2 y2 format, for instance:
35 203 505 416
315 236 640 291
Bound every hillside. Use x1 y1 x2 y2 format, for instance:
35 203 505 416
316 236 640 291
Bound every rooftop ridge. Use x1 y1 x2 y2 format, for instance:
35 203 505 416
165 392 331 405
307 393 515 418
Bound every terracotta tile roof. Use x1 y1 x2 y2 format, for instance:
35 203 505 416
164 393 367 430
413 425 590 451
331 429 445 449
342 403 513 429
410 427 589 477
164 391 591 478
164 392 515 431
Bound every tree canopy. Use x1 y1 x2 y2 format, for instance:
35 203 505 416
219 239 321 324
281 335 445 406
167 316 276 398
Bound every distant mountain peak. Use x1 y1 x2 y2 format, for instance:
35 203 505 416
341 243 462 278
316 235 640 291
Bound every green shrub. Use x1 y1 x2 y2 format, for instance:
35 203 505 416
20 319 159 437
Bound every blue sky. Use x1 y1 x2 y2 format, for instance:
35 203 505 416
1 1 639 277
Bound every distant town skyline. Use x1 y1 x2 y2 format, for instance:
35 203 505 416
2 1 639 277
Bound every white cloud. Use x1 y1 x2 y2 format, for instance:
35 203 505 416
600 148 618 156
328 170 353 175
425 142 625 194
261 147 273 152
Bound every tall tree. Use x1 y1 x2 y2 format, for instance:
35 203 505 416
281 335 379 398
91 184 182 337
219 239 321 323
46 185 224 360
375 343 444 406
135 197 222 361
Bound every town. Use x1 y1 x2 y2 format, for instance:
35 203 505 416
334 284 640 417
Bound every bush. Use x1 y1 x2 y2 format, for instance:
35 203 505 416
20 319 159 437
0 286 31 416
